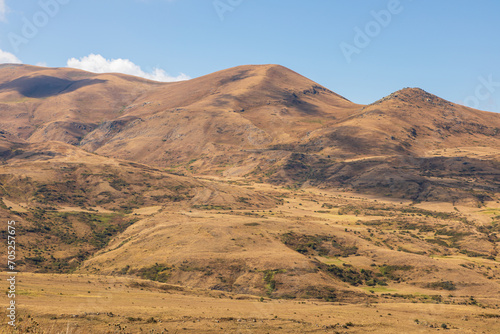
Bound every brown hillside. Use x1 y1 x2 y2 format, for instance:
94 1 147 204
79 64 362 166
1 64 499 203
0 63 163 143
1 65 500 333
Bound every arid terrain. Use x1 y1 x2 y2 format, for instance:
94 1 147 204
0 64 499 333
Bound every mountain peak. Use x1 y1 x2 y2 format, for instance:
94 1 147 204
170 64 353 109
202 64 318 87
391 87 436 100
371 87 454 109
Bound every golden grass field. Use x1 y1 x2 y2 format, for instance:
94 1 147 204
1 271 499 333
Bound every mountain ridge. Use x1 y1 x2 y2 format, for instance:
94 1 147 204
0 63 499 203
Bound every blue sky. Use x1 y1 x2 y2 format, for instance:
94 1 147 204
0 0 499 112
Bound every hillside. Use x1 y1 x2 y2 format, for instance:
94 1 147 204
0 141 275 273
1 64 499 204
0 63 163 144
79 64 362 167
0 64 499 333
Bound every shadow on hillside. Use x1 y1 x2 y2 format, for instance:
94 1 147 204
0 75 106 98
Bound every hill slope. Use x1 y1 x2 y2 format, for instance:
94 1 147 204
1 65 500 329
1 64 500 203
0 63 163 144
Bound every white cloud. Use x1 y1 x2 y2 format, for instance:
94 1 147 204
0 0 7 22
66 54 190 82
0 49 22 64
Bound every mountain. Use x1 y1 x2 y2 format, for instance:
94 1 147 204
271 87 500 203
0 63 162 144
2 63 498 204
78 64 361 168
1 64 500 332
